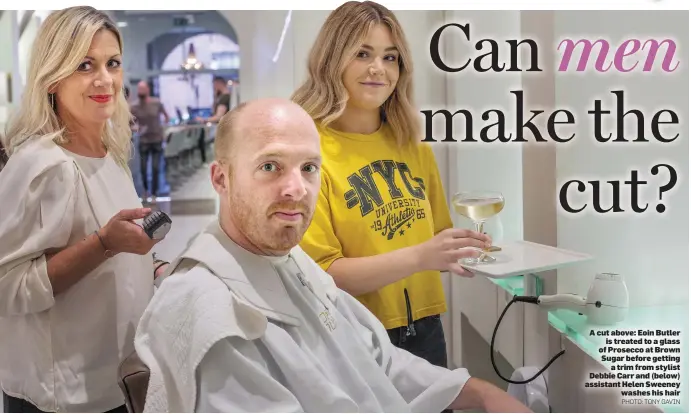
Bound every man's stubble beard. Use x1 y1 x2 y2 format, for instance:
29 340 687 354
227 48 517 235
228 188 314 254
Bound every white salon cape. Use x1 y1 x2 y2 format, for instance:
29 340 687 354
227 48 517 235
0 137 153 412
135 220 471 413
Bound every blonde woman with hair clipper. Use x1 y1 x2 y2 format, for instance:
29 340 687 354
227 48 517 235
293 1 491 375
0 7 167 413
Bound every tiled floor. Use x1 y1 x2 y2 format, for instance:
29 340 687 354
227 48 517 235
168 164 217 201
145 164 219 262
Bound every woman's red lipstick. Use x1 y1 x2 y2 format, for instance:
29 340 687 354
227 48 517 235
90 95 111 103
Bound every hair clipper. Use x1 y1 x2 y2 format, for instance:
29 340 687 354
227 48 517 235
142 210 172 240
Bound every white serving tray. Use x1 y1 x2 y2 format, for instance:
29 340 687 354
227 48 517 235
460 240 593 279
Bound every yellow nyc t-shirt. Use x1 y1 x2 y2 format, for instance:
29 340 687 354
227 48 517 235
300 123 453 330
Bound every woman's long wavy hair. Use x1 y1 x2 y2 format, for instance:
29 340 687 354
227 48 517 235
2 7 132 168
291 1 420 146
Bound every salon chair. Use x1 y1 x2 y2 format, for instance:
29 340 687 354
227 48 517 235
117 350 150 413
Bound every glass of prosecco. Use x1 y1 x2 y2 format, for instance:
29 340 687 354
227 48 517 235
452 191 505 265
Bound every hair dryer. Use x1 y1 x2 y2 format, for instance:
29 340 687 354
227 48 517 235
491 272 629 384
534 272 629 325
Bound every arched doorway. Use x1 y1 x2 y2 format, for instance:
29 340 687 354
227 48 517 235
109 10 240 199
158 32 239 123
111 10 240 115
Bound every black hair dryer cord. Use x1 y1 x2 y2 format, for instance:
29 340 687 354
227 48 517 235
490 295 566 384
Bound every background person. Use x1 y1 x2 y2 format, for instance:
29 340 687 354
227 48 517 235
292 0 490 375
197 75 231 125
130 80 169 202
195 76 231 164
124 85 144 196
0 7 167 413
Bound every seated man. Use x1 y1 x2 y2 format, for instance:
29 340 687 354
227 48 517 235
134 98 531 413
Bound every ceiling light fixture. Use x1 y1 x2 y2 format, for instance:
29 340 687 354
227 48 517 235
181 43 203 71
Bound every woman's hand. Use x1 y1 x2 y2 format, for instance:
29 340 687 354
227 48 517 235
414 228 492 276
99 208 160 255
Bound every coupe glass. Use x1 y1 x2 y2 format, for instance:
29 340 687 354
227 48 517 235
452 191 505 264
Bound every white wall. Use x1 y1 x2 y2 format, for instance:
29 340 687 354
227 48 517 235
554 10 689 307
429 9 688 384
290 11 332 89
17 15 40 89
442 11 525 242
442 10 526 370
0 11 20 109
1 10 50 132
218 10 296 102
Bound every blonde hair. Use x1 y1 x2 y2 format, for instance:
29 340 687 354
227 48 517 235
291 1 420 146
2 7 132 168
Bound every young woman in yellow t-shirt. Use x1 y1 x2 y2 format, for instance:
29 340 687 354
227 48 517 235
291 1 491 371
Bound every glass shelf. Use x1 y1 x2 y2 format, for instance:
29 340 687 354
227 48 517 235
490 275 688 413
488 274 525 296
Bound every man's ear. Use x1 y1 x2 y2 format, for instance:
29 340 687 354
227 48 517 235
210 161 228 195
